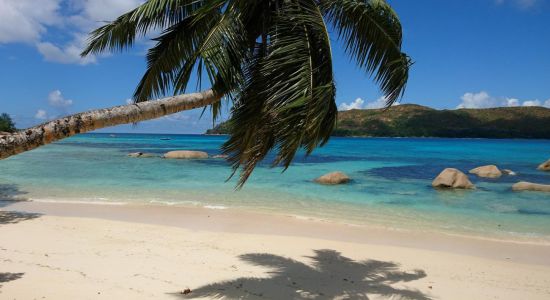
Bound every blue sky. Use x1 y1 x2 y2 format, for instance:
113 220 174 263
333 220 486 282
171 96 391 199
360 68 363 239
0 0 549 133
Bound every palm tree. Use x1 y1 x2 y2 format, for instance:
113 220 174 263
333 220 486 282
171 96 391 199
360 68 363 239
0 0 410 186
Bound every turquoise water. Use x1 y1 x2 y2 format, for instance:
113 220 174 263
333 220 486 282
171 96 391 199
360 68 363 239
1 133 550 242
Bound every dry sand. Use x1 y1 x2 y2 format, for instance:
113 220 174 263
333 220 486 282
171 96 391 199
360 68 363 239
1 201 550 299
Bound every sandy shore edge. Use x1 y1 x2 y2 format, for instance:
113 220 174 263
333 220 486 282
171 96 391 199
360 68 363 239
1 200 550 299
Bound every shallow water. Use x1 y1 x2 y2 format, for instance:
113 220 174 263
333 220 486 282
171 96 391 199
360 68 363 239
1 133 550 242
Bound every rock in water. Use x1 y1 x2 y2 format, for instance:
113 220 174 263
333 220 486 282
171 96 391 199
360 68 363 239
502 169 517 176
512 182 550 192
432 168 475 189
163 150 209 159
128 152 156 158
314 172 351 185
538 160 550 171
469 165 503 178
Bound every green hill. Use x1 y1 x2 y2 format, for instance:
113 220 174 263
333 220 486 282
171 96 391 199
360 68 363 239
205 121 232 135
206 105 550 139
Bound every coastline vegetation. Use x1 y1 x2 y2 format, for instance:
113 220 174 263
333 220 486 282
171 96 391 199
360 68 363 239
208 104 550 139
0 113 16 133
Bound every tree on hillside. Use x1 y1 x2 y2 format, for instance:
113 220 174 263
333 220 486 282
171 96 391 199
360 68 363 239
0 0 410 186
0 113 16 133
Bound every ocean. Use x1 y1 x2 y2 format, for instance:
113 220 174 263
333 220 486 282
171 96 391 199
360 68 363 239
1 133 550 243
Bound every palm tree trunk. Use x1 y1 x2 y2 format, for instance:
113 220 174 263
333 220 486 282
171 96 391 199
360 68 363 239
0 90 221 160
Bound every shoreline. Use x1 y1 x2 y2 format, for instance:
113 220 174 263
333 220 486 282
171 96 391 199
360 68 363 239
1 200 550 299
16 197 550 247
4 200 550 266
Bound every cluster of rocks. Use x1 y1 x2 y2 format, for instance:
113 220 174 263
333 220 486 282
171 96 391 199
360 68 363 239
431 165 513 189
128 150 549 193
432 160 550 193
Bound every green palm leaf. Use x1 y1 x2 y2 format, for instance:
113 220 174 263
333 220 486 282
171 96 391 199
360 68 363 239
81 0 209 56
320 0 411 104
133 5 223 102
222 0 338 187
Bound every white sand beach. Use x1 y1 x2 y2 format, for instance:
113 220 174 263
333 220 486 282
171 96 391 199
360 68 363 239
1 201 550 299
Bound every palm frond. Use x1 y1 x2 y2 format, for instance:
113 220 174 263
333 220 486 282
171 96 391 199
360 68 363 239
320 0 411 105
133 6 222 102
222 0 337 187
133 0 252 110
81 0 210 56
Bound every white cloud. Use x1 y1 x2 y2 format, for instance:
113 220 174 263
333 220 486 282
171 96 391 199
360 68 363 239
505 98 520 107
339 96 399 111
71 0 144 23
125 98 134 104
36 0 144 64
34 90 75 120
522 100 541 107
339 98 364 111
457 91 497 109
63 0 145 38
0 0 61 44
53 0 144 64
0 0 144 64
37 39 96 65
365 96 398 109
162 112 191 122
458 91 550 109
144 111 192 123
48 90 73 109
34 109 49 120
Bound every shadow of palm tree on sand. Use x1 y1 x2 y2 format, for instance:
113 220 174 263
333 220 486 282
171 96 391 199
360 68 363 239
0 211 40 225
0 184 27 202
175 249 430 299
0 272 24 289
0 184 40 225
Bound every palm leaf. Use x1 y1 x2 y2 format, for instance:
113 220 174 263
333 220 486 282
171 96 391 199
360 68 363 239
320 0 411 105
222 0 337 187
81 0 210 56
133 5 223 102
